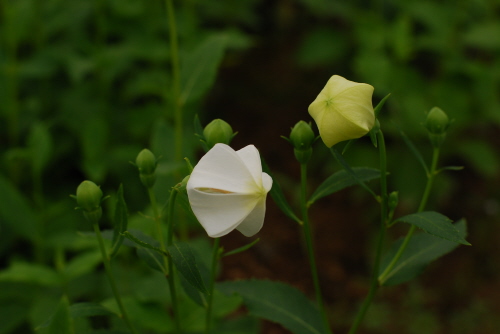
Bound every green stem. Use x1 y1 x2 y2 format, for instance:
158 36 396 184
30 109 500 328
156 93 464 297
348 130 388 334
300 163 331 334
378 147 440 285
205 237 221 334
93 223 138 334
165 188 182 333
165 0 182 163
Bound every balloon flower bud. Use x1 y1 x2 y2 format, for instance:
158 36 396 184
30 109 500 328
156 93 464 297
203 119 237 150
308 75 375 148
136 149 157 188
75 180 103 224
425 107 450 148
288 121 315 164
187 144 272 238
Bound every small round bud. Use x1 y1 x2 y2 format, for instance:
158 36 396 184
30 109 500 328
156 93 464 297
76 181 103 212
136 149 157 188
388 191 399 212
425 107 450 147
290 121 315 151
75 181 103 224
425 107 449 135
203 119 236 149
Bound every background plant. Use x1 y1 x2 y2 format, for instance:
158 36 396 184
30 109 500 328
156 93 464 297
1 1 499 333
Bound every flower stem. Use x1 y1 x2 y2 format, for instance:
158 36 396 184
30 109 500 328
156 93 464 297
348 130 388 334
205 237 221 334
300 163 332 334
93 223 138 334
165 0 182 163
165 188 182 333
378 147 441 285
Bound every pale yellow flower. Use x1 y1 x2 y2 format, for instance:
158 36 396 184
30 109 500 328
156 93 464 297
308 75 375 147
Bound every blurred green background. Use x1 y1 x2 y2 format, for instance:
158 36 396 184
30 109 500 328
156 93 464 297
1 0 499 333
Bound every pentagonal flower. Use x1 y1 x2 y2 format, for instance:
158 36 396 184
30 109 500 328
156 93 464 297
187 144 272 238
308 75 375 147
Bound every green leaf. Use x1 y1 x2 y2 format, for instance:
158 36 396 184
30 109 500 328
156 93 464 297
329 148 377 198
69 302 115 318
308 167 381 205
379 219 467 286
121 230 166 273
0 261 61 286
394 211 470 245
262 159 301 224
0 174 38 241
374 93 391 117
46 296 74 334
110 185 128 257
64 251 101 281
122 231 168 256
223 238 260 257
399 130 429 175
27 122 53 177
168 242 208 295
180 33 228 105
218 279 328 334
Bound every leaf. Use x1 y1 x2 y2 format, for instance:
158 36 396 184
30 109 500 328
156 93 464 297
0 174 38 241
64 251 101 281
223 238 260 257
374 93 391 117
308 167 381 205
218 280 328 334
122 231 168 256
262 159 301 224
46 296 74 334
0 261 61 286
394 211 470 245
329 148 377 198
379 219 467 286
180 33 228 105
69 302 115 318
121 230 166 273
27 121 53 177
399 129 429 175
168 242 208 295
110 185 128 257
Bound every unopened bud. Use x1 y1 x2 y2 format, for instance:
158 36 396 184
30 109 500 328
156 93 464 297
425 107 450 147
203 119 236 149
75 181 103 224
136 149 157 188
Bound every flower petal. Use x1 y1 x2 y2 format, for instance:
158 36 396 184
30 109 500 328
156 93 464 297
187 143 259 194
236 197 266 237
261 172 273 193
235 145 263 186
187 190 260 237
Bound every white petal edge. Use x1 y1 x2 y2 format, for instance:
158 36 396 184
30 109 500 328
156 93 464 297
187 189 261 238
235 145 263 186
187 144 259 194
236 197 266 237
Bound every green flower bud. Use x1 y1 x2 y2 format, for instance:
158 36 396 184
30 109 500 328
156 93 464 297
425 107 450 147
203 119 236 149
290 121 315 151
75 181 103 224
287 121 315 164
136 149 157 188
425 107 449 135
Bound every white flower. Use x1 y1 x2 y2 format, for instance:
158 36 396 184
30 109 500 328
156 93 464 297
187 144 273 238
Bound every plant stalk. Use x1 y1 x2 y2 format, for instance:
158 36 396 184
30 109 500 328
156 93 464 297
348 130 388 334
205 237 221 334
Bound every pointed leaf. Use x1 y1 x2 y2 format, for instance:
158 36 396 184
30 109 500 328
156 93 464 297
399 130 429 175
0 174 38 240
374 93 391 117
379 219 467 286
110 185 128 257
180 33 228 104
394 211 470 245
121 230 166 273
69 302 115 318
262 159 301 224
309 167 381 204
223 238 260 257
46 296 74 334
27 122 53 176
168 242 208 295
122 231 168 256
218 279 328 334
